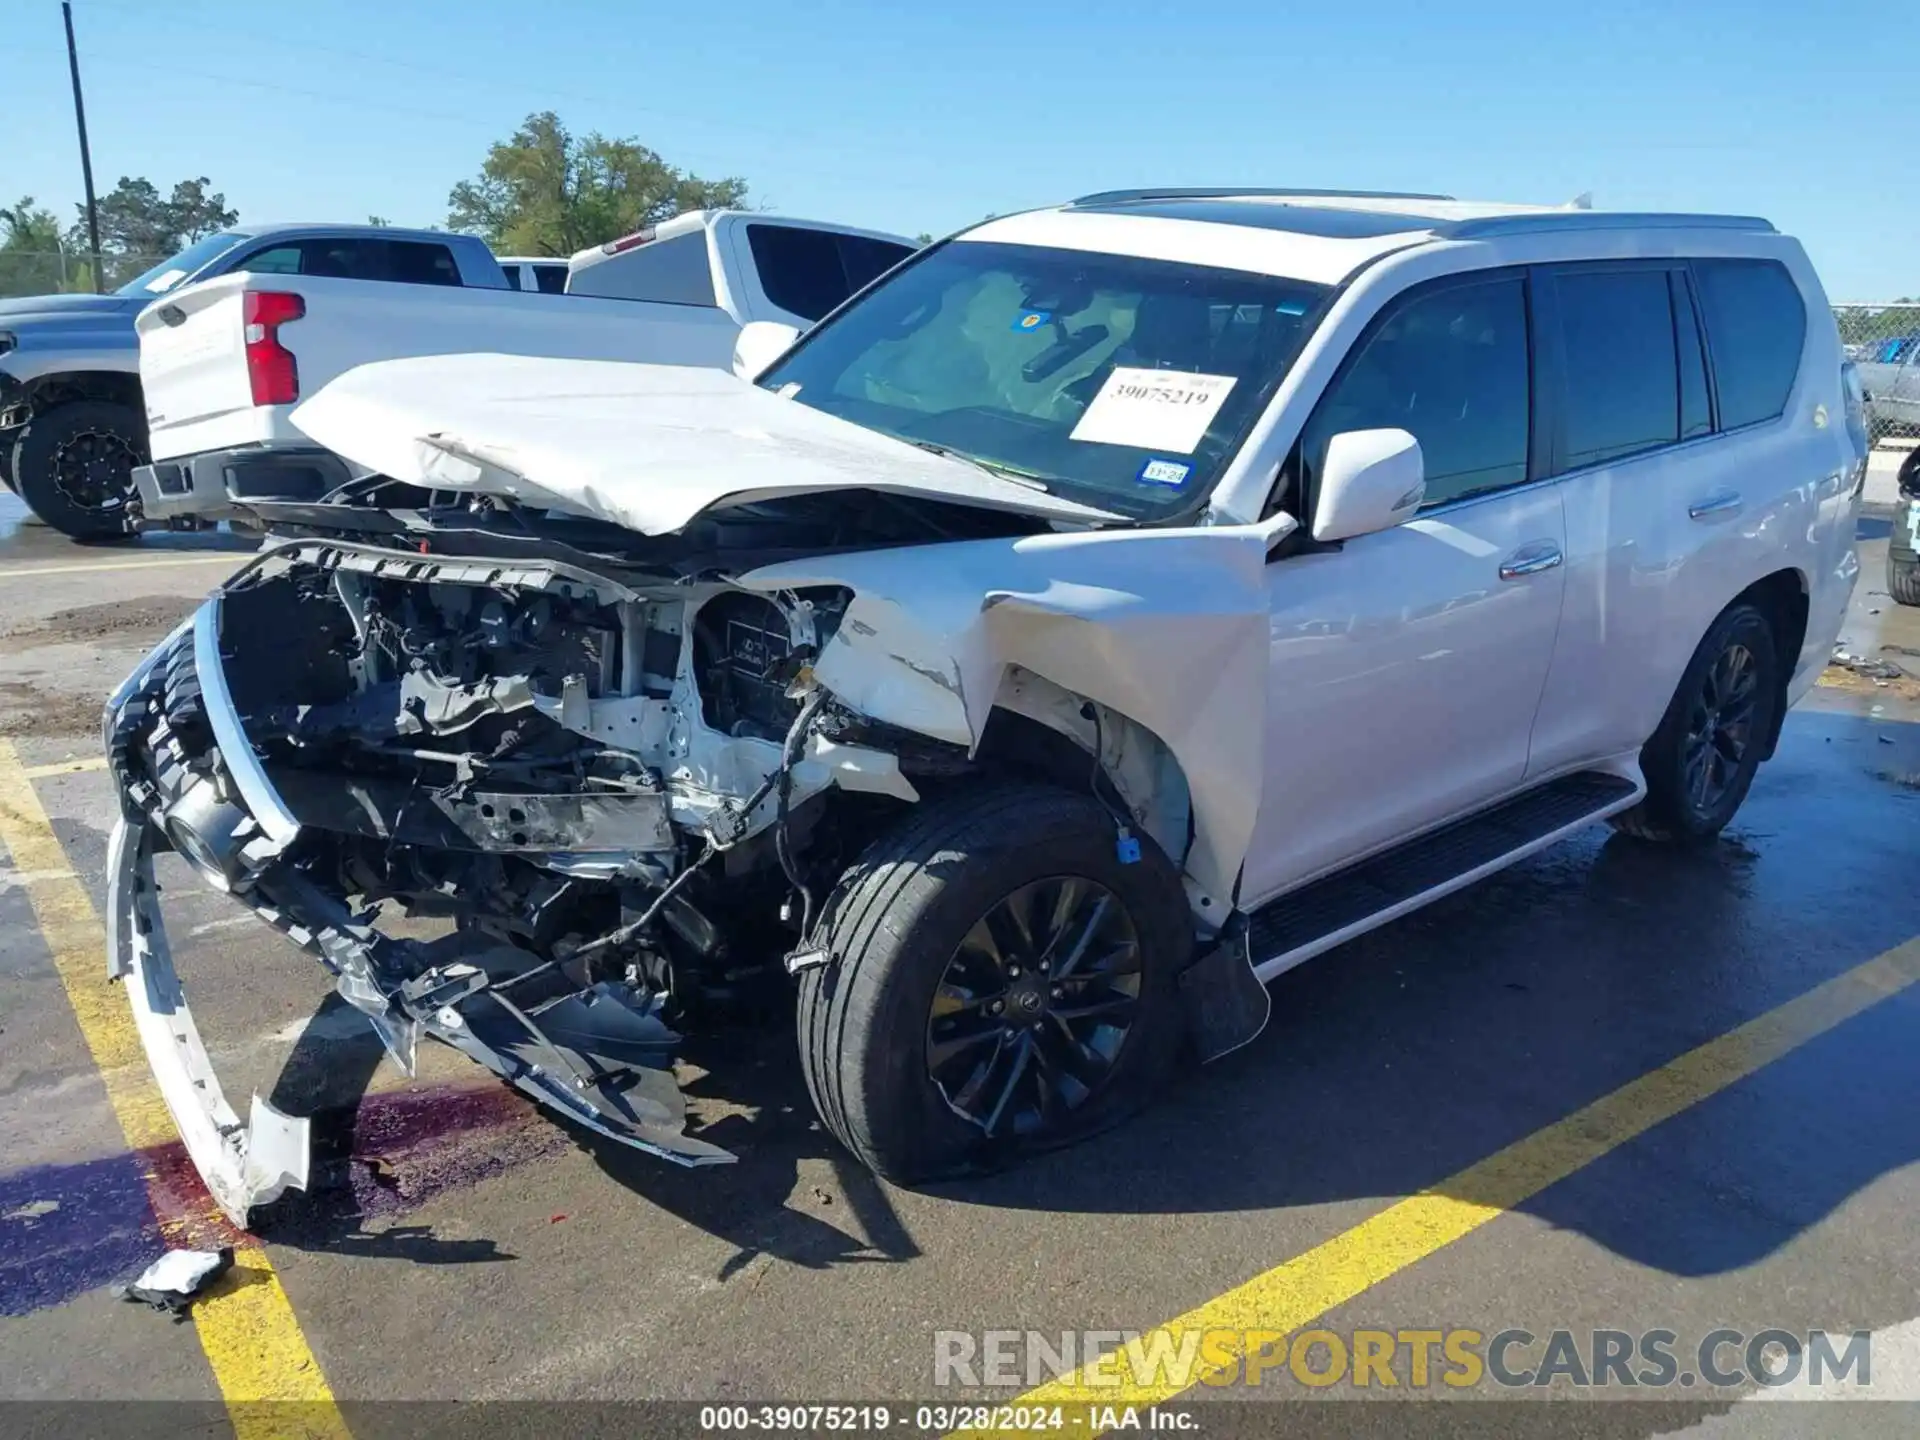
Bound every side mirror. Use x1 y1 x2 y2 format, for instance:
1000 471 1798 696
1312 428 1425 543
732 321 802 382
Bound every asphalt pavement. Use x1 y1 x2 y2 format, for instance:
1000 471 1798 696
0 475 1916 1438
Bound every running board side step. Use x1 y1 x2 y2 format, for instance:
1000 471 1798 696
1246 770 1642 984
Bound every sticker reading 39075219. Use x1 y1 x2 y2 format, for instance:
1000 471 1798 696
1070 367 1237 455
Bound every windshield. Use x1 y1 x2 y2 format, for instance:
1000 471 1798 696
758 240 1332 519
115 233 247 297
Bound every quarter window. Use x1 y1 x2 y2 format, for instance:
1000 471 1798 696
1693 259 1805 430
1552 267 1679 470
1304 276 1531 509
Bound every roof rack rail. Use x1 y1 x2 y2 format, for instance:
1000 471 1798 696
1070 186 1458 207
1447 211 1777 238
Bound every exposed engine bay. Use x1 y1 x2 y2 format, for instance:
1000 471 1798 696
106 533 956 1210
103 476 1272 1225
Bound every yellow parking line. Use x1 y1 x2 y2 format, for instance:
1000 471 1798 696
21 756 109 780
977 932 1920 1431
0 554 242 581
0 738 349 1439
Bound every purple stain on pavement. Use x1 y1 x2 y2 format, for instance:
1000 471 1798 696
333 1081 569 1218
0 1151 167 1317
0 1080 562 1316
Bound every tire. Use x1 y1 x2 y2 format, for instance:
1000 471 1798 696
1892 555 1920 609
12 400 145 540
1610 602 1781 844
798 784 1191 1184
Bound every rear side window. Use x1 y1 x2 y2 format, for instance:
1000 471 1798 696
748 226 914 322
838 234 914 293
532 263 568 295
1693 259 1805 429
1551 267 1679 470
748 224 849 321
237 238 463 287
1304 275 1531 509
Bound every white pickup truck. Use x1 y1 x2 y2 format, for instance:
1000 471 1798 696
133 210 915 524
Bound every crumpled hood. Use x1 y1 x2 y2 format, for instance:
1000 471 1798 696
290 352 1124 536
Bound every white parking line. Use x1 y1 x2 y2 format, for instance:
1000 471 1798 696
0 555 242 581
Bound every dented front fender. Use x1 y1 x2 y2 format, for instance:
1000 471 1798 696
739 523 1277 909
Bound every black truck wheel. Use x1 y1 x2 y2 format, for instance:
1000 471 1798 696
797 784 1191 1183
12 400 145 539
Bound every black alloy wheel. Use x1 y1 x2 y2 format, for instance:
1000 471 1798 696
926 875 1143 1138
1680 640 1760 814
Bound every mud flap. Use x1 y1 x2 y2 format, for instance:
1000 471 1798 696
1178 917 1271 1064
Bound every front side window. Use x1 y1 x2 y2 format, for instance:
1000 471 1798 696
1552 267 1680 470
1302 276 1531 509
759 240 1332 519
1693 259 1805 430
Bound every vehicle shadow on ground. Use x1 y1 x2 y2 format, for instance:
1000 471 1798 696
253 709 1918 1285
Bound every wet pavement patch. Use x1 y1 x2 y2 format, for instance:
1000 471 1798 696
0 1081 560 1315
0 596 201 653
0 679 113 740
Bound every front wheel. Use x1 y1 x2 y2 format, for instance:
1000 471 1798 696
12 400 145 540
797 785 1191 1183
1611 602 1781 844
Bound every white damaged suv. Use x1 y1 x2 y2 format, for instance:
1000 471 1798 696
105 188 1864 1222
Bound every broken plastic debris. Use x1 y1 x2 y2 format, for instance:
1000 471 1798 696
113 1248 234 1315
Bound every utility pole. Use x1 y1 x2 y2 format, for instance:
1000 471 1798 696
62 0 104 293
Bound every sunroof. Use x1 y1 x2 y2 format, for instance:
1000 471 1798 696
1072 198 1442 239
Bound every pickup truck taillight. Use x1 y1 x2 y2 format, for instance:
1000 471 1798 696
243 291 305 406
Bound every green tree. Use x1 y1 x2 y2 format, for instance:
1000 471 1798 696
0 197 71 297
68 176 238 289
446 111 747 256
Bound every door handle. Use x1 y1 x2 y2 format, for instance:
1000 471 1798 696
1688 490 1743 520
1498 542 1563 580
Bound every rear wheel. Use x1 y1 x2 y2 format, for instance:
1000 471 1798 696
797 785 1190 1183
12 400 145 539
1892 555 1920 609
1611 602 1780 843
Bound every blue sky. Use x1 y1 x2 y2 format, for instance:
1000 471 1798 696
6 0 1913 296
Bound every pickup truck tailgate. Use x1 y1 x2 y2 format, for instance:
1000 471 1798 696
137 271 744 465
136 277 256 460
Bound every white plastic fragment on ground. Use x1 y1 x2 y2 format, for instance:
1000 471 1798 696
113 1247 234 1315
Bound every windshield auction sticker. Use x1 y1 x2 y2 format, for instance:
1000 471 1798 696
1070 368 1238 454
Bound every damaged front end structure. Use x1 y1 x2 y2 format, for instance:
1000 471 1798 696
102 540 917 1225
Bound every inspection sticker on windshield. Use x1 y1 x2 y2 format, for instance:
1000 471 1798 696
1070 367 1237 455
1137 458 1191 487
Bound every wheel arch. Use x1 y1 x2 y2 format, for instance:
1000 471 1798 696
1733 567 1809 760
8 369 145 424
973 672 1202 908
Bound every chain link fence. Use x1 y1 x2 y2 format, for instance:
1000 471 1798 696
0 251 172 300
1834 303 1920 450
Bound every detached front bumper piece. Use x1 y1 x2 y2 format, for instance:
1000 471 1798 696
104 596 732 1228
